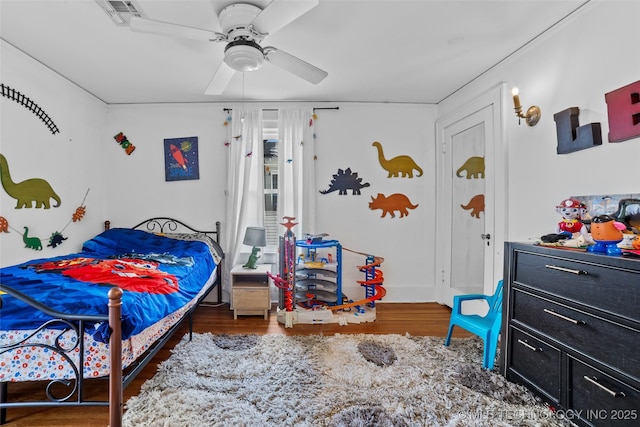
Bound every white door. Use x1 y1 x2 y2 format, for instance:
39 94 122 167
435 85 506 309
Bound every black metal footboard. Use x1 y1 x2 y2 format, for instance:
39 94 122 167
1 218 225 426
0 283 117 425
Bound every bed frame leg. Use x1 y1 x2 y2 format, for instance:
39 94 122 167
109 287 123 427
1 382 7 424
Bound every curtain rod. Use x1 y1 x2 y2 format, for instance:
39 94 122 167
223 107 339 113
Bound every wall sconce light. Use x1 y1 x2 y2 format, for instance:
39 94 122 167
512 87 541 126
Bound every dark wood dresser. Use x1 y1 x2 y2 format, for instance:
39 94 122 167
501 242 640 427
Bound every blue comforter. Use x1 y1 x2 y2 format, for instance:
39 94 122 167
0 228 216 342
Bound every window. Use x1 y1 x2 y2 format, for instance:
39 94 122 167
263 110 279 246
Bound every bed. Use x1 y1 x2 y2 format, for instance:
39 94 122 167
0 217 224 427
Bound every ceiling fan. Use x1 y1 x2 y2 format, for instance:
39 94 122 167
129 0 328 95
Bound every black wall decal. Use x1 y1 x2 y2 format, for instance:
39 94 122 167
553 107 601 154
1 83 60 135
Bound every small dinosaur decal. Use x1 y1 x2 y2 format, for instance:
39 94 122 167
456 156 485 179
0 216 8 233
369 193 418 218
319 168 370 195
372 141 423 178
23 226 42 250
461 194 485 218
47 231 68 248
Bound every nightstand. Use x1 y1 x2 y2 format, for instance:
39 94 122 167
230 264 271 320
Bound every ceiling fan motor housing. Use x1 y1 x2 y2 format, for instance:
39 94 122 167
219 3 266 72
219 3 262 36
224 39 264 72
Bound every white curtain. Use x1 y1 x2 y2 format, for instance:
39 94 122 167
277 107 316 239
223 107 264 295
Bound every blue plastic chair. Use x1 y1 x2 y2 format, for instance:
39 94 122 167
444 280 504 370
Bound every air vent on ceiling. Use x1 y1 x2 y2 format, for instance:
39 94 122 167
95 0 145 26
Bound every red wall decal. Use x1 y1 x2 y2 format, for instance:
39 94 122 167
605 80 640 142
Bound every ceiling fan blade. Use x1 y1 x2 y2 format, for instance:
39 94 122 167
250 0 319 36
129 16 224 41
204 62 236 95
265 48 327 84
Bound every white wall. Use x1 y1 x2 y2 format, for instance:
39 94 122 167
0 41 108 267
104 104 227 233
313 103 437 302
105 102 437 302
439 1 640 244
3 0 637 302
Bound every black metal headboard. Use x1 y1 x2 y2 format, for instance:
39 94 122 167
104 217 225 302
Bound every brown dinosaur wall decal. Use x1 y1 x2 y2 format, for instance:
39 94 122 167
0 216 8 233
0 153 61 209
369 193 418 218
372 141 423 178
461 194 485 218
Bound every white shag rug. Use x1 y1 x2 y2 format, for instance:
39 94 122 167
123 333 570 427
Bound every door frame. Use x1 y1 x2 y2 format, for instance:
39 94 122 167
435 83 507 305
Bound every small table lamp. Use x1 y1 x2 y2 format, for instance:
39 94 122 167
242 226 266 269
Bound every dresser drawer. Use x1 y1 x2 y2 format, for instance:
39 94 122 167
232 287 269 309
569 356 640 427
513 250 640 323
512 290 640 380
508 326 561 403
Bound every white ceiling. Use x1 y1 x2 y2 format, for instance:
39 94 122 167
0 0 589 105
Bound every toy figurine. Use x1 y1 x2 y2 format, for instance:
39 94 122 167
243 247 261 269
556 198 588 237
542 198 588 244
587 214 626 255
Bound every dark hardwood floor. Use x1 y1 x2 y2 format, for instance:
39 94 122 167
2 302 469 426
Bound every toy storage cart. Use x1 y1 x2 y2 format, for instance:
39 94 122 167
294 239 343 309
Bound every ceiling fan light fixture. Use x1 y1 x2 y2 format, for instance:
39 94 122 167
224 40 264 72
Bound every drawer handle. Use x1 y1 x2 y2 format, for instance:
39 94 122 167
543 308 586 325
545 264 588 275
517 339 541 352
583 375 626 398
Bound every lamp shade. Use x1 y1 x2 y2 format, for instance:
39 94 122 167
243 226 267 247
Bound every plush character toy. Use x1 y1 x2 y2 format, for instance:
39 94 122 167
555 198 588 237
542 198 588 244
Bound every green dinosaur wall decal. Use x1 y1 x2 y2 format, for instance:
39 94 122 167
0 153 61 209
22 226 42 250
372 141 423 178
456 156 485 179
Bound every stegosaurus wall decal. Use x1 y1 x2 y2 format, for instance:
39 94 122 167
319 168 370 195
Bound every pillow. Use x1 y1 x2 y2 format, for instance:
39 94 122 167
160 232 222 263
